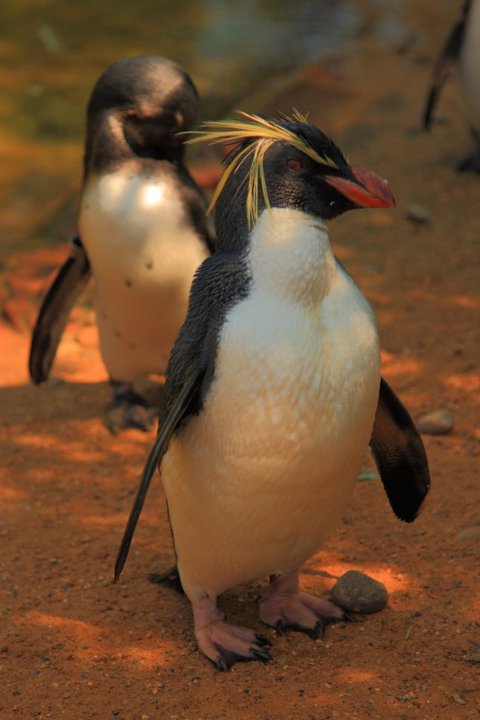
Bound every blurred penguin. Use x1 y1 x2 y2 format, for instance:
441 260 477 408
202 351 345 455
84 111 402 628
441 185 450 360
423 0 480 172
29 56 215 431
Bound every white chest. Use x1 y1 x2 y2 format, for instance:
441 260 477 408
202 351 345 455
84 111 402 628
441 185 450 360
79 170 206 287
164 210 381 600
78 170 207 380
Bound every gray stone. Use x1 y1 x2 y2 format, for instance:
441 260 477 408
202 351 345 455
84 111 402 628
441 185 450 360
416 409 454 435
457 527 480 541
463 644 480 664
330 570 388 614
405 204 431 224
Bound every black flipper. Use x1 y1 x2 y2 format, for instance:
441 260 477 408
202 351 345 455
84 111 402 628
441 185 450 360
113 366 204 582
29 236 91 384
370 377 430 522
112 250 250 582
423 0 471 130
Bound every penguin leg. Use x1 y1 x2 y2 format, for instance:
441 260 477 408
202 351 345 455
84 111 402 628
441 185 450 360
193 596 272 671
259 572 344 640
458 131 480 174
107 381 157 433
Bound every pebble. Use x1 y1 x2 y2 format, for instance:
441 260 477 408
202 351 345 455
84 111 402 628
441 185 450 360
463 643 480 664
405 204 431 224
416 409 454 435
457 527 480 541
330 570 388 614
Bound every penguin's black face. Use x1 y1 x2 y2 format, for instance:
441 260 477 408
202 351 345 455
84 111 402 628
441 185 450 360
210 116 395 252
86 55 199 168
261 129 395 220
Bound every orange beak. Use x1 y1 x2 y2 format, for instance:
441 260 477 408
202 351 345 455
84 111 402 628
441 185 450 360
324 166 396 209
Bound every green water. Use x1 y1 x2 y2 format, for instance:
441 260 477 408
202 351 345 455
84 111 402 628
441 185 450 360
0 0 404 256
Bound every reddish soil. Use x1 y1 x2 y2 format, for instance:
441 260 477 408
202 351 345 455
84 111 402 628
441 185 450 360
1 20 479 720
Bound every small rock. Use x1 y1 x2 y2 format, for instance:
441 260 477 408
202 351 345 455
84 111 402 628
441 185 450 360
457 527 480 541
463 643 480 664
416 409 454 435
405 204 431 224
330 570 388 614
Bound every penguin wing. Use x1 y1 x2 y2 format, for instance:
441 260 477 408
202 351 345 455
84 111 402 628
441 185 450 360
113 365 203 582
370 377 430 522
113 252 249 581
423 0 471 130
29 236 91 384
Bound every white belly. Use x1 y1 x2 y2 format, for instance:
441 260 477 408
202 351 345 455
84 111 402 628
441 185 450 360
163 249 380 602
459 0 480 130
79 171 207 382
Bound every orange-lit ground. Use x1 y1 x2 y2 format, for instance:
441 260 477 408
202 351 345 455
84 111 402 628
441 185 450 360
1 16 479 720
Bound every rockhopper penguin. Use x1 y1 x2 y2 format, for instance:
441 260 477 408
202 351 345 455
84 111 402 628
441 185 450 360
29 55 215 431
114 112 430 669
423 0 480 172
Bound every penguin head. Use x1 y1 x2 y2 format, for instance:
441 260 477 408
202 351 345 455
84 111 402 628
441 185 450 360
250 122 396 221
85 55 199 171
188 112 395 249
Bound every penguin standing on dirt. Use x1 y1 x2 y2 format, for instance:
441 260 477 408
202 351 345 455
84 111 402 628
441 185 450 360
423 0 480 172
114 112 430 669
29 55 215 432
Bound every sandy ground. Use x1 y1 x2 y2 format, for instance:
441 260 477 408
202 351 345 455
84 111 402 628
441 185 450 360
1 11 480 720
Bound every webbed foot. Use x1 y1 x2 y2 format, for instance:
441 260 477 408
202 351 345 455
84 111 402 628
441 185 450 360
108 382 156 433
194 597 272 671
259 572 344 639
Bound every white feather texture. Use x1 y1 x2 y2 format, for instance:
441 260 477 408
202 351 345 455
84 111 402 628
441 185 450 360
79 167 207 381
162 208 381 602
459 0 480 130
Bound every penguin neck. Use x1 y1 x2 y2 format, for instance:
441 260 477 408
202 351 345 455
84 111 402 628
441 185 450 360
83 112 182 181
247 208 336 307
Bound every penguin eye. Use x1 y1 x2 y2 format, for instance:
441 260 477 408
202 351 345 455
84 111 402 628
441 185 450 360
286 158 302 172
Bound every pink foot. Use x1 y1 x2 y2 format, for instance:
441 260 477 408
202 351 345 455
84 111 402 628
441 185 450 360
193 597 271 671
259 572 345 640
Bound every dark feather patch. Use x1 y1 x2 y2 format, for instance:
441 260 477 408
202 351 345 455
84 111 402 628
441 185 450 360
370 378 430 522
114 250 251 580
29 237 91 384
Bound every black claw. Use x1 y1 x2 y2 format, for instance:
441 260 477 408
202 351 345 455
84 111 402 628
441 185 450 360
215 655 230 672
251 647 272 663
255 633 271 647
212 642 272 671
275 620 285 635
309 621 325 640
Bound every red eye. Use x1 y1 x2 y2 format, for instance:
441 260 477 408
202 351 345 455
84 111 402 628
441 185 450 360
287 158 302 171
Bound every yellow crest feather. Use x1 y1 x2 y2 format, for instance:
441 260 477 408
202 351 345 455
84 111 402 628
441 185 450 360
185 110 338 227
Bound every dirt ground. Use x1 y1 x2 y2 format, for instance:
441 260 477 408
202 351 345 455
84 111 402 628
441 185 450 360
1 11 479 720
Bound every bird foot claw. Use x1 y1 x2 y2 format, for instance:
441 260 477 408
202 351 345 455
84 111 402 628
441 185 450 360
108 384 156 433
193 598 272 670
260 572 344 639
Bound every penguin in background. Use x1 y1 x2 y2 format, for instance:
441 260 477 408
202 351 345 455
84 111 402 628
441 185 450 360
423 0 480 172
114 112 430 670
29 55 215 432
